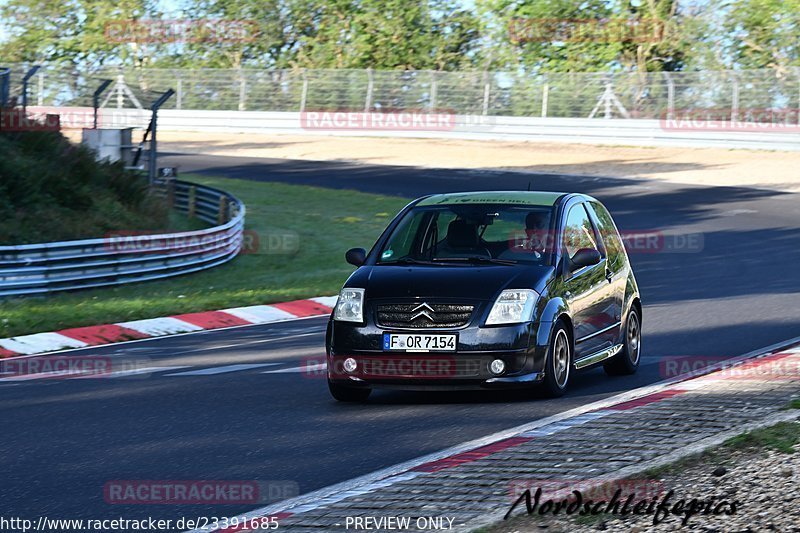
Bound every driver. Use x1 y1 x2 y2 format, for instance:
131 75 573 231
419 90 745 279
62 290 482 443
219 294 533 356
521 211 550 255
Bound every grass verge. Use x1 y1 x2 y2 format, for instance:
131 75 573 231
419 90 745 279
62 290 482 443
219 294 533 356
0 174 406 338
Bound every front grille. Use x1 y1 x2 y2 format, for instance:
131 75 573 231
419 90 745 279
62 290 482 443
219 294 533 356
376 303 474 328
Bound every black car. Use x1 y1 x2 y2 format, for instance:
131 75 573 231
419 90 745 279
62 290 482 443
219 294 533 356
326 191 642 401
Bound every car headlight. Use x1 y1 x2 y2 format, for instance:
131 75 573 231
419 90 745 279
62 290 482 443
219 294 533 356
333 288 365 323
486 289 539 325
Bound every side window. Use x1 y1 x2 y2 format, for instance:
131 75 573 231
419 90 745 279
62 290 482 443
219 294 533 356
563 204 599 260
587 202 624 263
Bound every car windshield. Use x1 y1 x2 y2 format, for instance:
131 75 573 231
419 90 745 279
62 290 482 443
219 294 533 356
378 204 555 265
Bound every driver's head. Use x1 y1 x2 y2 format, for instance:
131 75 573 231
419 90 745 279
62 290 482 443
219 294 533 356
525 211 548 234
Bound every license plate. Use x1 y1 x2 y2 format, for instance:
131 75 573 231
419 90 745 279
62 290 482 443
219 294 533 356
383 333 457 352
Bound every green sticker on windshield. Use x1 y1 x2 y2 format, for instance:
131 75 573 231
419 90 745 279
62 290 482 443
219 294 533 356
382 250 394 259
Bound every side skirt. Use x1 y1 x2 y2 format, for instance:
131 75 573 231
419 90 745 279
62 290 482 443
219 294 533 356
574 344 623 370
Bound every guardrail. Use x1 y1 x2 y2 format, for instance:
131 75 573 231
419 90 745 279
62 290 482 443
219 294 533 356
0 180 245 297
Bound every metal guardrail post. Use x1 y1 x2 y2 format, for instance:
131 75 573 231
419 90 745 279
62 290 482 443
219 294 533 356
21 66 41 113
188 186 197 217
167 179 175 207
217 195 227 224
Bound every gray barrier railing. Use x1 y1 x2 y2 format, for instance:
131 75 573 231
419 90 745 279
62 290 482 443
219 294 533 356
0 180 245 297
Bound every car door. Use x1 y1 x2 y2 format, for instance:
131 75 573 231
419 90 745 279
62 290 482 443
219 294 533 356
561 202 618 360
586 201 627 329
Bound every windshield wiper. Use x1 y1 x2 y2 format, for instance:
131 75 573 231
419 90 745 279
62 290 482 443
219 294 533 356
432 256 518 266
384 257 435 265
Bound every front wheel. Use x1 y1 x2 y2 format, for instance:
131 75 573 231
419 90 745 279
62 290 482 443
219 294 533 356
604 306 641 376
328 381 371 402
541 321 571 397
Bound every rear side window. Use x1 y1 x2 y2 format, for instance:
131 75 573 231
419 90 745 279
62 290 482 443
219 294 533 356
587 201 625 266
562 204 599 260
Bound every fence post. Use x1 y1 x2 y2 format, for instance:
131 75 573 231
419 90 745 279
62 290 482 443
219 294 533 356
188 186 197 218
217 195 227 224
664 71 675 120
482 72 491 116
796 67 800 126
364 68 374 112
731 74 740 123
430 71 438 110
300 69 308 112
176 77 182 110
37 71 44 106
238 72 246 111
541 82 549 118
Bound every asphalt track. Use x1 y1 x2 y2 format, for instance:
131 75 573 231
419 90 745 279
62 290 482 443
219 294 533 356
2 152 799 526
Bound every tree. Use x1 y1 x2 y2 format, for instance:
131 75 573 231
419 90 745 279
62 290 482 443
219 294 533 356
0 0 161 69
721 0 800 72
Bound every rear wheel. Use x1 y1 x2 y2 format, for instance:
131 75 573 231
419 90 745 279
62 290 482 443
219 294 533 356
328 381 371 402
541 321 571 397
604 306 641 376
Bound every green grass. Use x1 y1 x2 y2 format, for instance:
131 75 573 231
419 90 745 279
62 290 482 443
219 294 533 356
0 131 172 244
0 175 407 337
723 421 800 454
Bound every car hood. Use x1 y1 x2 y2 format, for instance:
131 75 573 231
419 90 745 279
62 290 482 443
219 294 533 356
349 264 555 301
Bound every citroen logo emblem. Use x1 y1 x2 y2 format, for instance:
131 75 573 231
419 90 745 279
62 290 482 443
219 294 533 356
410 302 435 321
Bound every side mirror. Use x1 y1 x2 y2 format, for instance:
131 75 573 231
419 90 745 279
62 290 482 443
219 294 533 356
570 248 602 270
345 247 367 267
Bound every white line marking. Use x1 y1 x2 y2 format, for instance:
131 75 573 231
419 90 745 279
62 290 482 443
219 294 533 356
75 366 192 378
0 369 98 381
166 363 280 376
174 331 323 355
262 363 325 374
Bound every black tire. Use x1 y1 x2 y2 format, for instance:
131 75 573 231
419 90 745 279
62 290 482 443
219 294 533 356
541 320 571 397
604 306 642 376
328 381 371 402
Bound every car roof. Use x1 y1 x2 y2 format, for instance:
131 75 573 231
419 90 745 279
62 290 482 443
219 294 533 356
416 191 568 207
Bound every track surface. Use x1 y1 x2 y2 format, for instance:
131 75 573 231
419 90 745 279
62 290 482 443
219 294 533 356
2 152 799 524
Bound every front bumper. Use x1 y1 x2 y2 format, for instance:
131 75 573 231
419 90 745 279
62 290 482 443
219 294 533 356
328 320 549 390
